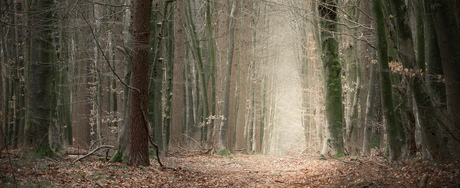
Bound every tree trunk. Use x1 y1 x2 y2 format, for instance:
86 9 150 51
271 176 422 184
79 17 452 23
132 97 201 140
205 0 217 147
234 0 252 152
0 21 4 147
372 0 402 161
422 0 450 160
184 0 210 145
163 3 174 155
128 0 152 167
220 0 237 152
109 0 133 162
430 0 460 159
318 0 344 156
171 0 186 149
71 6 92 149
24 0 56 157
362 61 376 156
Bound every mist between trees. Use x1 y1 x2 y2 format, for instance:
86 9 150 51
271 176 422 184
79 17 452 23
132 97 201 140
1 0 460 166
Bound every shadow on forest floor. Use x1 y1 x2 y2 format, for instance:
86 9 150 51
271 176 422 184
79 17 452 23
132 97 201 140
1 149 459 187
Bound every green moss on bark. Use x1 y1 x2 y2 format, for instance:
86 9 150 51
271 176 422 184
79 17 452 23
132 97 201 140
319 0 344 155
109 149 125 162
219 149 232 157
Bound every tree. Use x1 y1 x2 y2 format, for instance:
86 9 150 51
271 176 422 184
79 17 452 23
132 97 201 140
340 0 361 156
171 0 186 149
372 0 403 161
109 0 133 162
128 0 152 166
430 0 460 159
422 0 450 160
318 0 344 156
359 0 377 156
411 0 445 160
219 0 237 152
24 0 57 157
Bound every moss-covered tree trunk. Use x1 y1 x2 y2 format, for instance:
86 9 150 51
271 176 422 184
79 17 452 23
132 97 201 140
318 0 344 156
372 0 402 161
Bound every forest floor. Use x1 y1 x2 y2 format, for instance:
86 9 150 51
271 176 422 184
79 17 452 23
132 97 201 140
1 148 460 187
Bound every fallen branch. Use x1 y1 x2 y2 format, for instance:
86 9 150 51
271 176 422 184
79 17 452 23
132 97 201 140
72 145 114 164
140 102 164 168
148 134 164 168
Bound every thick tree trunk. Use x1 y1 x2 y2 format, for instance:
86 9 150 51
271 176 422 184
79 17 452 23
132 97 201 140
430 0 460 159
128 0 152 167
234 0 252 152
220 0 237 152
205 0 217 147
171 0 186 149
71 6 92 148
318 0 344 156
422 0 450 160
372 0 402 161
0 23 4 147
24 0 56 157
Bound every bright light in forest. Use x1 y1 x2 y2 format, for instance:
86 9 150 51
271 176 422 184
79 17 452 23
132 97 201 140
267 1 305 156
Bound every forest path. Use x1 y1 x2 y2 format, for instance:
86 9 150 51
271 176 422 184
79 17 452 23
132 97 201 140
165 154 311 187
162 153 459 187
2 152 459 187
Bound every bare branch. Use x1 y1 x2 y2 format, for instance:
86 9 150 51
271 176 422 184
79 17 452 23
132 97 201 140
72 145 114 164
77 8 139 93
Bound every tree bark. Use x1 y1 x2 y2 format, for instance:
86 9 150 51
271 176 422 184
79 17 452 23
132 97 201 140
0 19 4 147
220 0 237 152
430 0 460 159
24 0 56 157
110 0 132 162
362 61 376 156
372 0 402 161
71 6 92 149
128 0 152 167
171 0 186 148
318 0 344 156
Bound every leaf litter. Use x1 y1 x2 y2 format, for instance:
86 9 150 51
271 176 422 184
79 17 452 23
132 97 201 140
1 150 459 187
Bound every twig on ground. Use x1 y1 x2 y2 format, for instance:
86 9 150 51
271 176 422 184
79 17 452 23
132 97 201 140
72 145 114 164
367 159 388 168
